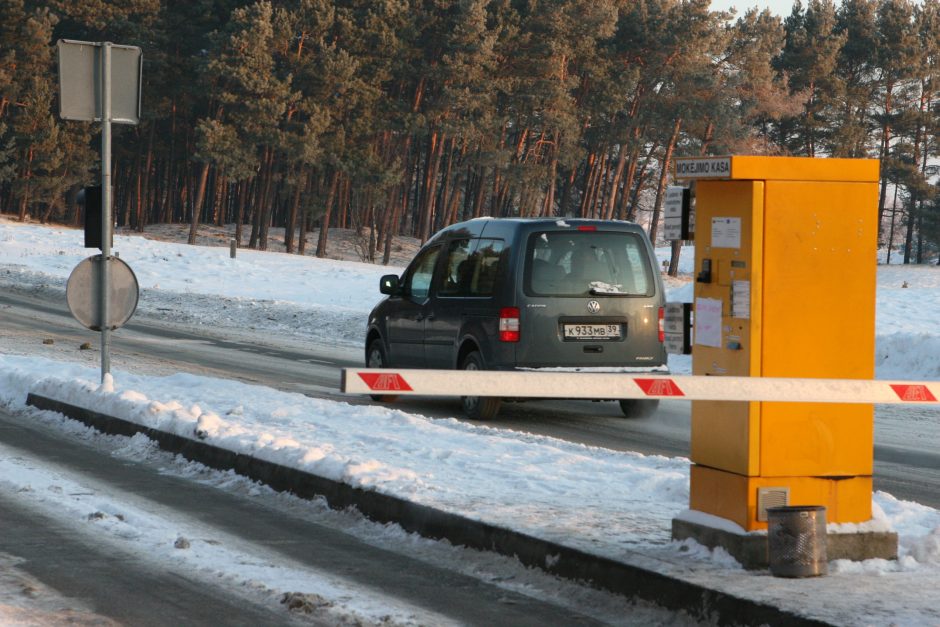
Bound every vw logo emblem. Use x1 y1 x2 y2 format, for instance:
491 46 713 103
587 300 601 313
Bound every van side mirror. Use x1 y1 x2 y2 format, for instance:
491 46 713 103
379 274 401 295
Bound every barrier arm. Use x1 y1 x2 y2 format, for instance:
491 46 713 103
341 369 940 405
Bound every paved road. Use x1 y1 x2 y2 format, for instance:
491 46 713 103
2 289 937 510
0 406 617 626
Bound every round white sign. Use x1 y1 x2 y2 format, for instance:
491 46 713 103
66 255 139 331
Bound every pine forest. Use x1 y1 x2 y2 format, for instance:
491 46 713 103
1 0 939 269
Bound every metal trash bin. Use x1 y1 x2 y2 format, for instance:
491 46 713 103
767 505 827 578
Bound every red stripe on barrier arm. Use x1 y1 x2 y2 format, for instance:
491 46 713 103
634 378 685 397
890 384 938 402
357 372 413 392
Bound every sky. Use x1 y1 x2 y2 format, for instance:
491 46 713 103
0 218 938 625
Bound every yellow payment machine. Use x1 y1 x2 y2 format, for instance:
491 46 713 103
671 156 895 563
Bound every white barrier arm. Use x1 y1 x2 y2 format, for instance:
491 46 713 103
341 369 940 405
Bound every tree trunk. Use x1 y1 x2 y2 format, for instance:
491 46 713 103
188 161 210 244
592 151 610 219
471 166 486 218
617 141 641 220
577 152 595 218
315 169 340 258
419 131 444 242
257 148 275 251
648 118 681 245
285 172 302 253
249 174 262 249
437 137 456 230
138 123 155 232
626 142 658 222
903 201 914 264
886 181 898 265
382 185 404 265
298 170 314 255
604 143 628 220
211 169 225 226
876 84 895 242
17 149 32 221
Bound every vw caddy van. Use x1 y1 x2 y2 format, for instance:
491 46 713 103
365 218 667 419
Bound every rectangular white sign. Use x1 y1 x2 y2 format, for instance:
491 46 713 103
663 186 685 241
675 157 731 179
732 280 750 319
58 39 142 125
711 217 741 248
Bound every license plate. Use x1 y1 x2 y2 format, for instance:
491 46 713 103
563 323 622 340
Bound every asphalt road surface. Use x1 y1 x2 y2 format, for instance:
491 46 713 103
0 404 628 625
1 289 937 511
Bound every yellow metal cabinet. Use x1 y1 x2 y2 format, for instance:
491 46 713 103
677 155 879 531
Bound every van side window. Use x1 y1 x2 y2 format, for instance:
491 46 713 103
404 244 441 300
438 239 473 296
438 238 504 297
471 239 504 296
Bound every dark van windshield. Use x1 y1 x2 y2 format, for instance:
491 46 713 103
525 230 654 297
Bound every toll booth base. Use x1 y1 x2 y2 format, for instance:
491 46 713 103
671 516 898 570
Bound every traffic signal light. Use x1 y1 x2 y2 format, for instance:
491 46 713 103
77 185 108 249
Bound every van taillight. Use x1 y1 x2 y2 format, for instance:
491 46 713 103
499 307 520 342
658 306 665 343
577 225 596 232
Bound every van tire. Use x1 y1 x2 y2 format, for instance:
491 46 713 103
619 399 659 418
366 339 398 403
460 351 501 420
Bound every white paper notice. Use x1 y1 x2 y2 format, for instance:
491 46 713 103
711 217 741 248
694 297 723 348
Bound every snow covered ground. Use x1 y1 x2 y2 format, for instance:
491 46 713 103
0 218 938 625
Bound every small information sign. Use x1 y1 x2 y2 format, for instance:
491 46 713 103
664 302 692 355
664 186 692 241
732 280 751 319
675 156 732 180
58 39 141 125
711 217 742 249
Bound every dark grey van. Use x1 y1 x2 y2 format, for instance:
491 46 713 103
365 218 667 419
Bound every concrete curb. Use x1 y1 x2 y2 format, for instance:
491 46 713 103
26 393 833 627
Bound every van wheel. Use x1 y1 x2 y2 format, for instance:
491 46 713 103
460 351 501 420
619 399 659 418
366 339 398 403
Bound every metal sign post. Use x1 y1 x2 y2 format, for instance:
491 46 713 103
58 39 141 383
100 42 112 379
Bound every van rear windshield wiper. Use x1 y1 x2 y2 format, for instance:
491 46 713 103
588 282 626 296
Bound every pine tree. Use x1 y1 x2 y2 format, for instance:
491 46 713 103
7 6 69 220
715 8 802 154
832 0 879 157
195 1 294 248
775 0 847 157
872 0 921 243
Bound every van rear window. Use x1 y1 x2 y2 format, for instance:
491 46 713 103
525 231 654 297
